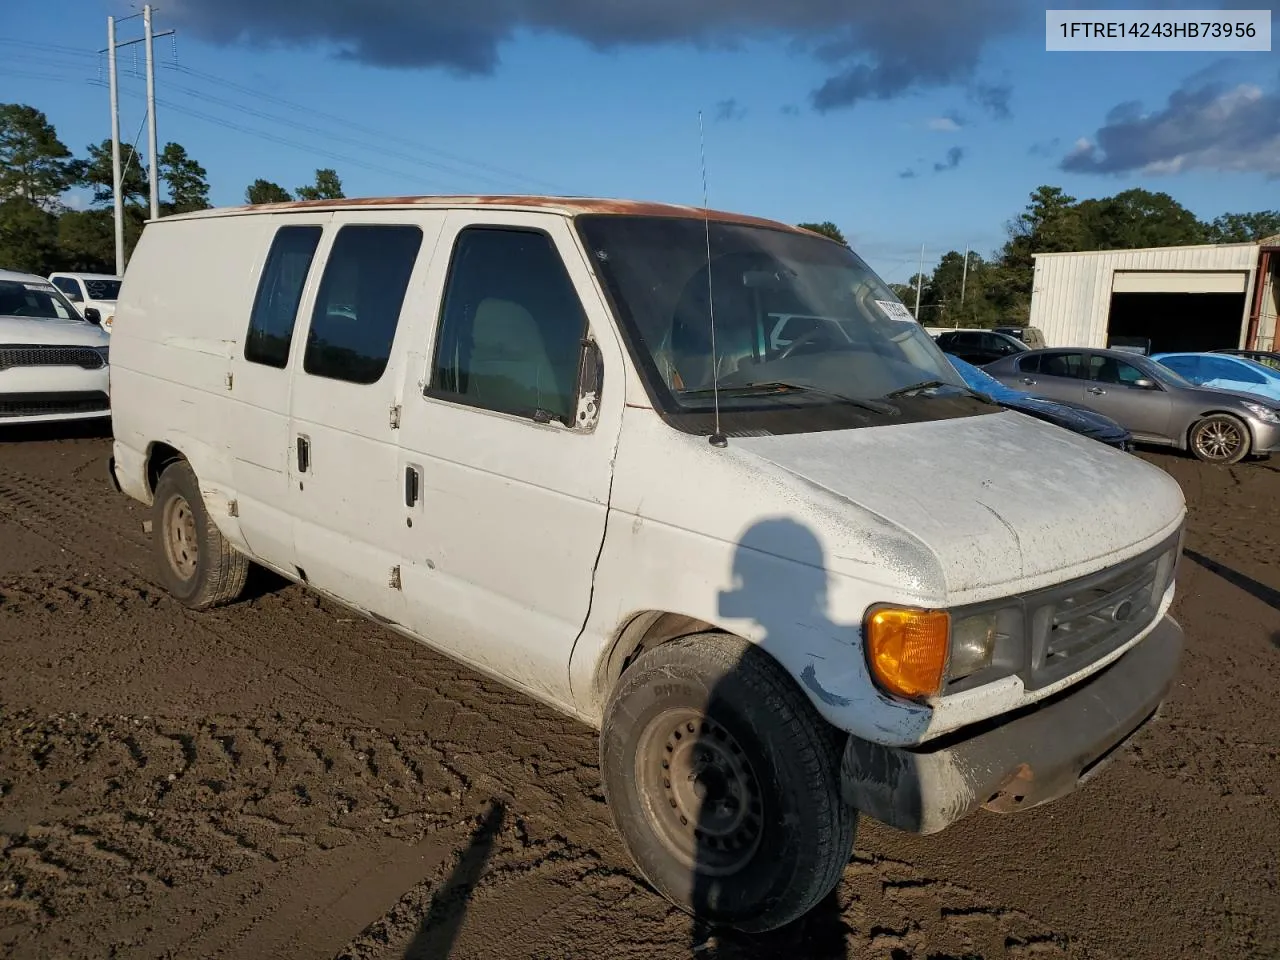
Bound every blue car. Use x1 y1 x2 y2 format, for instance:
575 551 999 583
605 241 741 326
946 355 1133 451
1151 352 1280 404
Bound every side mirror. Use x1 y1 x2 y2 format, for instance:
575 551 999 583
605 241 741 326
83 307 102 325
575 337 603 429
1133 378 1155 389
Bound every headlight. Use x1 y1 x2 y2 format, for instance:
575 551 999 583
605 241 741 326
103 314 114 330
865 604 1023 700
948 608 1021 682
1243 402 1280 424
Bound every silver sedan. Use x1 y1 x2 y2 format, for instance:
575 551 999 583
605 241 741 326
982 347 1280 465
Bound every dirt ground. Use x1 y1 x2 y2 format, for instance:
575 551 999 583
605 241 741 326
0 423 1277 960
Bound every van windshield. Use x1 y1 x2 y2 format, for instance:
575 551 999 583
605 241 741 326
575 214 992 435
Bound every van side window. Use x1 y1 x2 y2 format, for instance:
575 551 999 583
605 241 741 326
245 225 323 368
303 224 423 385
427 228 588 426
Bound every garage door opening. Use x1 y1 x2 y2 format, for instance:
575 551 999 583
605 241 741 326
1107 292 1246 353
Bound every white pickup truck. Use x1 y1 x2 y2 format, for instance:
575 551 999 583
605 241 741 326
107 196 1186 933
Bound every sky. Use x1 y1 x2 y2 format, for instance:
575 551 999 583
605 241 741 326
1 1 1276 285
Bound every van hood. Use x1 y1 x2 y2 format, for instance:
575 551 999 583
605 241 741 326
0 314 109 347
732 409 1184 598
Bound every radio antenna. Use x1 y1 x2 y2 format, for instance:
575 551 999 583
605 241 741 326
699 111 727 448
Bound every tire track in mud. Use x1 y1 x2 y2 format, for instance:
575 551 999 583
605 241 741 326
0 710 477 948
334 839 1082 960
3 441 1278 958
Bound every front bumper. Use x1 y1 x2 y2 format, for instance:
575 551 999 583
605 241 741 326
840 613 1183 834
1 364 111 424
1248 418 1280 455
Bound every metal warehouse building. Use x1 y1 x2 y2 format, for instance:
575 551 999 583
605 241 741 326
1028 234 1279 353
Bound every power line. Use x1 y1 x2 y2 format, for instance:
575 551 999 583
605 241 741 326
165 63 566 193
156 74 550 192
0 39 567 194
94 80 463 192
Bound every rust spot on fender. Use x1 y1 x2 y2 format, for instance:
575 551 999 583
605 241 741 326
171 195 814 235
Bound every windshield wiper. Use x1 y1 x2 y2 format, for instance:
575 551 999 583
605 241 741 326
884 379 989 402
681 381 898 416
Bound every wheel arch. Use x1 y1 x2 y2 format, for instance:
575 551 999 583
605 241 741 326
594 611 727 716
1186 409 1256 449
145 440 187 497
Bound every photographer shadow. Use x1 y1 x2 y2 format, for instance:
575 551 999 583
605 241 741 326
685 516 861 958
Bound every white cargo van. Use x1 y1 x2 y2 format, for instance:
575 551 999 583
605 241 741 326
109 196 1186 932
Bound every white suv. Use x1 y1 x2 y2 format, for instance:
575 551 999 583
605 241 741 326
49 271 123 334
107 196 1186 933
0 269 111 425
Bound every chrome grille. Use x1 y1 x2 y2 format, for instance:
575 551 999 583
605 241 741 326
0 344 105 371
1025 536 1179 690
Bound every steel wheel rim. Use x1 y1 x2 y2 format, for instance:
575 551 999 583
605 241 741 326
163 495 199 580
636 708 764 876
1195 421 1242 461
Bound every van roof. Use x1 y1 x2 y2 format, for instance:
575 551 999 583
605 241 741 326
158 195 813 235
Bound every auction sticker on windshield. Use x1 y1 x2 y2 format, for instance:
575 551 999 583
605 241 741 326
875 300 917 323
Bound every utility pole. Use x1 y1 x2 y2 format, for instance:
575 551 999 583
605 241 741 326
913 242 925 320
107 16 124 276
102 9 174 272
144 5 160 222
960 247 970 304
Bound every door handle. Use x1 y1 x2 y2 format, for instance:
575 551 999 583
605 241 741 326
1088 386 1105 395
405 465 420 507
1020 377 1036 385
296 436 310 473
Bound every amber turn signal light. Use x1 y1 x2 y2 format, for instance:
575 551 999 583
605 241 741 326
865 607 950 700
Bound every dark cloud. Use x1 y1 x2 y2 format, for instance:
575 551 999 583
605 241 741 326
1062 73 1280 178
167 0 1030 112
933 146 964 172
971 80 1011 119
898 168 917 179
715 98 747 122
1028 137 1061 157
781 104 801 116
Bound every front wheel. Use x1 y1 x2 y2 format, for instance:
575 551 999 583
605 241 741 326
1189 414 1250 465
600 633 856 933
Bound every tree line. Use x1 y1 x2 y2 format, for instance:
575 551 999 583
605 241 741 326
0 102 344 275
3 98 1278 302
820 187 1278 328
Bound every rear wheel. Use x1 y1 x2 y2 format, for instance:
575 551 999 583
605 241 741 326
152 461 249 609
1189 414 1250 465
600 633 856 933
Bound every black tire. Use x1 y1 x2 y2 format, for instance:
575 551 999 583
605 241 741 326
1189 414 1250 465
600 632 856 933
152 460 249 609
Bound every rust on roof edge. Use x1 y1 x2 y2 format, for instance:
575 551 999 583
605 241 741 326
165 195 813 235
